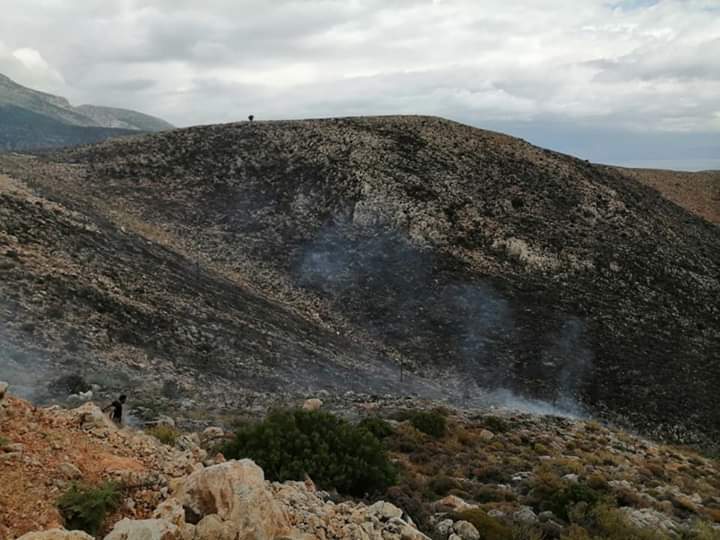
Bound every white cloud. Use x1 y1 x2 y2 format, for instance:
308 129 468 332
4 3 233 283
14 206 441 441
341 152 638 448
0 0 717 167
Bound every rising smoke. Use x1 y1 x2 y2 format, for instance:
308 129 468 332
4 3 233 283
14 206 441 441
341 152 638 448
295 220 593 418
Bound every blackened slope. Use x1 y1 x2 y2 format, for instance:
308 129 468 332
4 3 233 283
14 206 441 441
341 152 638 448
0 173 422 409
5 115 720 443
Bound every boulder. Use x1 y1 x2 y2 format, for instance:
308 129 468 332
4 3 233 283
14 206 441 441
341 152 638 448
433 495 473 513
104 518 179 540
58 462 83 480
194 514 238 540
17 530 94 540
453 520 480 540
72 403 117 431
367 501 403 521
479 429 495 442
200 427 224 444
302 399 323 412
436 519 454 537
0 381 8 400
173 459 289 539
513 506 538 524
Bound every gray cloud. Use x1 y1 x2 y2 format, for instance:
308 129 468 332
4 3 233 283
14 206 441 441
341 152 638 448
0 0 718 169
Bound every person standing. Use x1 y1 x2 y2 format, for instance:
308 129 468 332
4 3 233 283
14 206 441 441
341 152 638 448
103 394 127 425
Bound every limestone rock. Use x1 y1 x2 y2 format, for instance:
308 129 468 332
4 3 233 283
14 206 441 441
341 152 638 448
0 381 8 400
302 399 323 412
436 519 454 537
433 495 473 513
58 462 83 480
194 514 238 540
367 501 403 521
513 506 538 524
72 402 117 432
174 459 289 539
453 520 480 540
104 518 179 540
17 530 94 540
478 429 495 442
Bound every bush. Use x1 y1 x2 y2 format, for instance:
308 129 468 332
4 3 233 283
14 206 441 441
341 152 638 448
222 409 396 496
548 483 603 522
146 424 180 446
57 481 122 535
482 415 510 434
358 416 395 440
425 475 462 498
48 374 90 396
454 509 512 540
401 410 447 438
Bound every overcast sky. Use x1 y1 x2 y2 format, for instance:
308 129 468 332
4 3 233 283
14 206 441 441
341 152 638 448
1 0 718 170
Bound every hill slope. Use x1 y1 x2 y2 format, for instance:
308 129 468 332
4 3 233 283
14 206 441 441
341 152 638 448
0 116 718 445
613 167 720 225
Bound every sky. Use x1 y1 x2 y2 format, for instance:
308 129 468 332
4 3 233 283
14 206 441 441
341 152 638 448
0 0 718 170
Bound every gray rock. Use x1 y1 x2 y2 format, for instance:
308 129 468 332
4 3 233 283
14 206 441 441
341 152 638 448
58 462 83 480
513 505 538 524
436 518 454 536
453 520 480 540
368 501 403 521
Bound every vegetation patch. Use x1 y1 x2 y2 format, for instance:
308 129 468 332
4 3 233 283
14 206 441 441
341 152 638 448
146 424 181 446
396 409 447 438
358 416 395 440
57 481 122 536
222 409 396 496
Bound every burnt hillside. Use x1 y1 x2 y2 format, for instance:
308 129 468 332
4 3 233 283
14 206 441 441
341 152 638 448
1 116 718 444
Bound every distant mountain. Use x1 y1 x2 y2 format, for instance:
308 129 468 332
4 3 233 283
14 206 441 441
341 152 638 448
74 104 174 131
0 73 172 151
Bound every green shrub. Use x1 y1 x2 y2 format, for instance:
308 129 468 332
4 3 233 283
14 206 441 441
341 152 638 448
454 509 512 540
0 435 8 449
222 409 396 496
482 415 510 434
401 410 447 438
549 482 604 522
146 424 181 446
57 481 122 535
425 475 461 498
48 374 90 396
358 416 395 440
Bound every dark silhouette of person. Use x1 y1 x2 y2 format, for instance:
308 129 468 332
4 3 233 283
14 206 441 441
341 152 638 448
103 394 127 424
248 114 254 123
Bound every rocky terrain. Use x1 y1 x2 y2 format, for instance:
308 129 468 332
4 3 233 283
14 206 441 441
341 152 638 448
0 116 717 447
0 73 172 151
3 383 720 539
